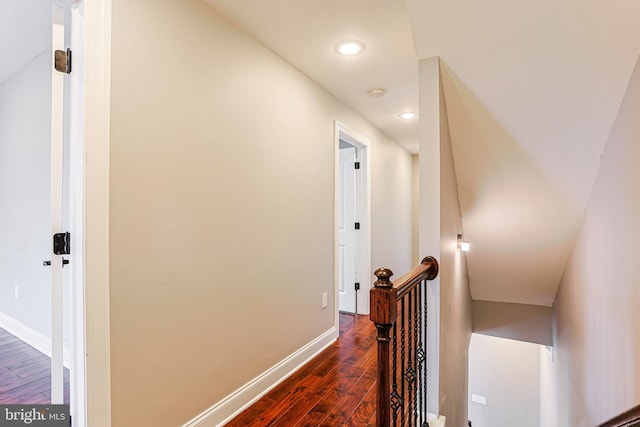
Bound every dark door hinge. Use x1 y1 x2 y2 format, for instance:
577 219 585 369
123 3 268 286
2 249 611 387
354 222 360 230
54 48 72 74
53 232 71 255
354 161 360 170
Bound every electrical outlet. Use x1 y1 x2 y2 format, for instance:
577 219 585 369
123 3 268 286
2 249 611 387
322 292 328 309
14 285 19 299
471 394 487 405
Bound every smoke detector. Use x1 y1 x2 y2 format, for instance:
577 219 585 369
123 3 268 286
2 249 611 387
367 88 386 98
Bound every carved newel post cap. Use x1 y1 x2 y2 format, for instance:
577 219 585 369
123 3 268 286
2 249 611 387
373 267 394 288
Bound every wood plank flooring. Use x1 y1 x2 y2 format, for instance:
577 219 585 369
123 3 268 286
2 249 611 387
226 312 378 427
0 327 70 404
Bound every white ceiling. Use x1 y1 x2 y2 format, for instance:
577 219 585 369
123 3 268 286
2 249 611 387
0 0 51 83
206 0 640 307
206 0 421 152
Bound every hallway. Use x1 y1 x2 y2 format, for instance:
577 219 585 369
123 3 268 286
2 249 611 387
226 313 377 426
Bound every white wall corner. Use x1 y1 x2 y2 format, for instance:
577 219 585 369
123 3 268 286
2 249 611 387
418 55 442 416
182 327 338 427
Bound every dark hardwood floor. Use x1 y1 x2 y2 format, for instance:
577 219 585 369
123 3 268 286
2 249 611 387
0 327 70 404
226 312 378 427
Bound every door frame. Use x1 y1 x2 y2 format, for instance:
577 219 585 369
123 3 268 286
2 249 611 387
64 0 113 424
334 121 371 323
80 0 113 424
51 0 113 423
51 0 89 421
65 2 85 421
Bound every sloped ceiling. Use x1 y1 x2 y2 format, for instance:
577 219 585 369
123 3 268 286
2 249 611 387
408 0 640 305
206 0 640 306
0 0 51 83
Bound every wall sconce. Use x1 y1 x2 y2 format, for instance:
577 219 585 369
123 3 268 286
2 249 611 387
457 234 470 252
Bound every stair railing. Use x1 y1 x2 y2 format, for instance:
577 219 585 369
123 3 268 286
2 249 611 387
370 256 439 427
599 404 640 427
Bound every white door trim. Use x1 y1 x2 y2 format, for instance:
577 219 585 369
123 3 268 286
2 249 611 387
334 121 371 323
67 1 86 422
53 0 112 424
81 0 113 425
50 1 66 404
65 0 88 423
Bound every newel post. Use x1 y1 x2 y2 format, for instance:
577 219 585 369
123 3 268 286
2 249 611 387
370 267 398 427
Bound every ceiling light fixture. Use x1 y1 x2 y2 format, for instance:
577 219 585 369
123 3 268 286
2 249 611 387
399 112 417 119
336 40 365 56
457 234 471 252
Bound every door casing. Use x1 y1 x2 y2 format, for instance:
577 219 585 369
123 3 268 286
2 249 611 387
334 121 371 324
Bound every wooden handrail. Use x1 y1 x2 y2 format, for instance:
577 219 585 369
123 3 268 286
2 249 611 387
369 256 439 427
370 256 438 326
391 256 439 299
599 404 640 427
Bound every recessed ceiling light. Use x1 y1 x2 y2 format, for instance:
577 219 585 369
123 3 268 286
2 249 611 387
336 40 365 56
399 112 417 119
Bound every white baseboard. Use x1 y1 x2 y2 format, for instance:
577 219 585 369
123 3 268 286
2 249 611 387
183 326 338 427
0 311 70 368
427 413 446 427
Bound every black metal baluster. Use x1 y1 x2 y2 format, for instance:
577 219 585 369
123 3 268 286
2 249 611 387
416 287 421 423
416 280 427 426
406 291 414 426
391 323 400 426
423 278 429 427
416 285 421 426
400 298 406 427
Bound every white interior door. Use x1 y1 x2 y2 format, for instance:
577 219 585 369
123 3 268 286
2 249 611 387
338 146 358 313
0 0 74 408
50 1 69 404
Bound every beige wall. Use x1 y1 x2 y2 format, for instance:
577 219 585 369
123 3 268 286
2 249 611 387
472 300 552 346
371 134 414 277
412 154 420 266
109 0 413 425
550 56 640 426
419 56 442 413
419 56 472 425
468 334 541 427
438 69 473 427
539 343 556 427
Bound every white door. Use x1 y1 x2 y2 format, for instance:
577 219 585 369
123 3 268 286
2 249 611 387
338 146 359 313
0 0 71 406
49 1 70 404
